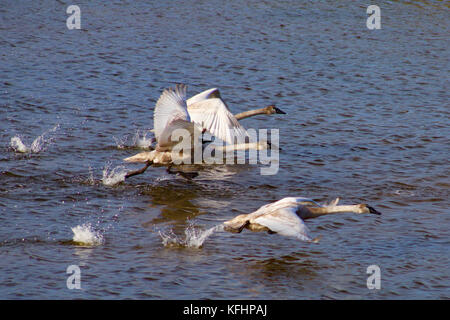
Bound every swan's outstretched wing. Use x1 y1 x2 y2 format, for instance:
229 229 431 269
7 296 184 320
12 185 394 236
154 84 191 145
252 206 312 241
186 88 221 106
187 97 248 145
255 197 322 214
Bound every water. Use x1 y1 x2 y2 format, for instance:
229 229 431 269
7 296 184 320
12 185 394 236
1 0 449 299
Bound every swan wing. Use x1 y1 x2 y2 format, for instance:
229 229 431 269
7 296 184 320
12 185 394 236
252 206 312 242
187 98 248 145
293 197 323 207
186 88 221 105
254 197 322 215
154 84 190 144
157 118 195 149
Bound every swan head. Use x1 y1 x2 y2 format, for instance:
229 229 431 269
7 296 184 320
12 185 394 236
265 105 286 115
360 204 382 215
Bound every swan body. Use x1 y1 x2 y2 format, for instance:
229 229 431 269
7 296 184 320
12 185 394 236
223 197 381 242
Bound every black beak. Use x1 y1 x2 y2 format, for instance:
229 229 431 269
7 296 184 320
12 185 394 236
266 141 282 151
367 205 382 215
274 107 286 114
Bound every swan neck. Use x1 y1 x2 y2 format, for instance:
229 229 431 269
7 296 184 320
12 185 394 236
308 205 361 218
234 107 270 120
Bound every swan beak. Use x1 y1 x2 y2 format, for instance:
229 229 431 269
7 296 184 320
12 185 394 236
274 107 286 114
367 205 382 215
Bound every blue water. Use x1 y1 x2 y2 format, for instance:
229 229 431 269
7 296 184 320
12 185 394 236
0 0 449 299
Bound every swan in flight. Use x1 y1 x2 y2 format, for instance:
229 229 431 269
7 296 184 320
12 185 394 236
223 197 381 242
124 84 281 165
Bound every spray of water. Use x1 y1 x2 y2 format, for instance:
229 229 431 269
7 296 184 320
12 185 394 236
10 124 60 154
71 223 104 246
113 130 154 150
159 224 224 248
101 162 127 186
10 136 29 153
87 166 95 185
113 135 128 150
132 130 154 149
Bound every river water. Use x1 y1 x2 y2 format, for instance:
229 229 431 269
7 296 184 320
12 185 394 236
0 0 449 299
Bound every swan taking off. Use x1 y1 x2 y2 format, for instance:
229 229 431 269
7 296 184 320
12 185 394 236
223 197 381 242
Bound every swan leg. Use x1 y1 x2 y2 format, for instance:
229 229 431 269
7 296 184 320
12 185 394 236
124 160 153 179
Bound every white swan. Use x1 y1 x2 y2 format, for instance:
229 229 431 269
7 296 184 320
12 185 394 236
124 84 266 165
223 197 381 242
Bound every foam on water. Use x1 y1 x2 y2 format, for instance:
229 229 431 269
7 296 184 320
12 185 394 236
102 162 127 186
159 224 224 248
71 223 104 246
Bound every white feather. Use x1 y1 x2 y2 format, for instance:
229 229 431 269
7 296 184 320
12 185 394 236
253 207 312 241
224 197 325 241
157 118 195 149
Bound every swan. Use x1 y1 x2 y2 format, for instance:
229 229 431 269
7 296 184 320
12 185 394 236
124 84 281 166
223 197 381 242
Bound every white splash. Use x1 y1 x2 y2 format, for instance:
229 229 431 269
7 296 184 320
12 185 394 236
159 224 224 248
102 162 127 186
113 130 154 150
71 223 104 246
10 124 60 154
10 136 29 153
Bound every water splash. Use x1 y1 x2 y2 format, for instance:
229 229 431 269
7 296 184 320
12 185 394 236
113 135 128 150
132 130 154 149
10 124 60 153
71 223 104 246
159 224 224 248
10 136 29 153
102 162 127 186
86 166 95 185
